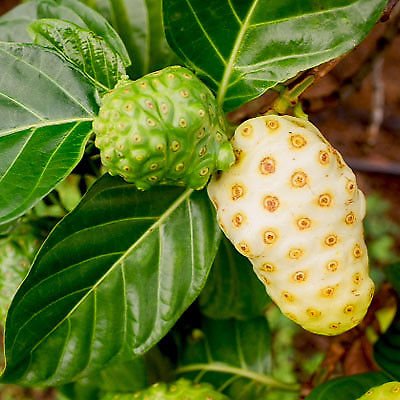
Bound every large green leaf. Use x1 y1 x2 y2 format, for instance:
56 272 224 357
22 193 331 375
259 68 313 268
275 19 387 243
0 42 97 225
178 317 298 399
30 18 126 91
374 307 400 380
1 175 221 385
164 0 386 111
305 372 391 400
0 0 130 67
81 0 179 78
199 237 270 320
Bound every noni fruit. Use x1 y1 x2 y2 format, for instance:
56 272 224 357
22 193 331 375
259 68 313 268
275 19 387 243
0 224 41 323
93 66 234 190
207 115 374 336
102 379 230 400
357 382 400 399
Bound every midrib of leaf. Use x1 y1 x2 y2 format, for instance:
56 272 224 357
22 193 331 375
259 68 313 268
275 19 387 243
216 0 259 106
8 188 195 362
0 92 44 120
0 117 94 137
0 46 94 115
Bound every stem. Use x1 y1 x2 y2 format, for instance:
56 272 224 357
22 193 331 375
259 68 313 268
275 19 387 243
176 363 300 392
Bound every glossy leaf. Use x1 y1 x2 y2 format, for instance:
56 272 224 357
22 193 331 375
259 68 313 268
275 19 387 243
199 237 270 320
30 19 126 91
179 317 297 399
0 42 97 225
2 176 221 385
305 372 391 400
0 0 130 67
81 0 179 78
164 0 386 111
374 307 400 380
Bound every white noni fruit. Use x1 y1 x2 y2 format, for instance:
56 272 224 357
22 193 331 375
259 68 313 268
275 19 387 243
207 115 374 336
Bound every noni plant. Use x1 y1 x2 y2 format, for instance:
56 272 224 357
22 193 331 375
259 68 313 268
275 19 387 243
0 1 398 400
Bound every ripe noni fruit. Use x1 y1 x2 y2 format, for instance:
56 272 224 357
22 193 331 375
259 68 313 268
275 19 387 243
207 115 374 335
357 382 400 399
93 66 234 190
101 379 230 400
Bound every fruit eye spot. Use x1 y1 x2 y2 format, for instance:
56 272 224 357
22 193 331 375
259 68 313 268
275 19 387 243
180 90 189 98
197 127 206 138
266 119 279 130
199 146 207 157
161 103 169 113
329 322 341 330
263 230 278 244
259 157 276 175
324 234 338 247
241 124 253 136
263 196 280 212
290 134 307 148
231 184 245 200
198 109 206 117
353 244 362 258
291 171 308 188
307 309 321 318
123 166 130 172
321 286 335 297
175 163 184 172
179 118 187 128
124 103 133 112
237 241 251 255
232 213 245 228
289 248 303 259
345 212 356 224
282 292 295 302
200 167 209 176
297 217 311 230
139 82 147 88
261 276 271 286
132 134 141 143
318 193 332 207
148 176 158 182
260 263 275 272
145 100 154 108
346 180 356 193
149 163 158 170
326 261 338 272
171 141 181 151
183 73 192 79
344 305 354 314
156 143 164 151
147 118 156 127
319 150 330 165
353 272 362 284
293 271 307 282
167 73 175 79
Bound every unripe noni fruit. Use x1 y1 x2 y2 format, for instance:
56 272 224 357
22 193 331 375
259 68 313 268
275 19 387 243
357 382 400 399
93 66 234 190
101 379 230 400
207 115 374 336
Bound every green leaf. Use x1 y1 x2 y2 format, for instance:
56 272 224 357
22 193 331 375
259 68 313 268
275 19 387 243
164 0 386 111
0 0 130 67
305 372 391 400
385 262 400 294
0 42 97 225
81 0 179 78
199 237 270 320
374 307 400 380
2 175 221 385
178 317 298 399
30 18 126 91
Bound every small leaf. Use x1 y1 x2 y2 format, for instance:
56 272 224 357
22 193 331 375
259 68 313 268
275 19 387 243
199 237 270 320
30 18 126 91
374 307 400 380
164 0 386 111
2 175 221 385
0 42 97 225
305 372 391 400
0 0 130 67
81 0 179 78
178 317 297 399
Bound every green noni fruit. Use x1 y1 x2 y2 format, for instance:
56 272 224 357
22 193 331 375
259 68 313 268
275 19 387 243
102 379 230 400
93 66 234 190
0 224 41 323
357 382 400 399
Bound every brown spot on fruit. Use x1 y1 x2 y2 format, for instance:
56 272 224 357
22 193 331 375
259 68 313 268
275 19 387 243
264 230 278 244
231 184 245 200
259 157 276 175
289 248 304 259
346 180 356 194
237 241 251 256
282 292 295 302
324 234 338 247
345 212 356 225
232 213 245 228
344 305 354 314
353 272 362 285
307 309 321 318
266 119 279 130
319 150 330 165
321 286 336 297
180 90 189 98
263 196 280 212
260 263 275 272
297 217 311 230
241 124 253 137
326 261 338 272
353 244 363 258
293 271 307 282
290 134 307 148
179 118 187 128
318 193 332 207
291 171 308 188
329 322 341 330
